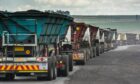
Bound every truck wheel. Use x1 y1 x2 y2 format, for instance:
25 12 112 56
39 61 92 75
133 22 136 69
5 73 15 80
87 50 90 60
53 65 57 80
62 55 69 77
99 44 102 54
68 54 73 71
100 44 103 54
100 44 102 53
85 50 89 61
80 59 86 65
52 56 57 80
91 48 94 58
96 43 100 56
80 52 86 65
93 47 96 57
90 49 93 58
102 44 104 53
47 57 54 80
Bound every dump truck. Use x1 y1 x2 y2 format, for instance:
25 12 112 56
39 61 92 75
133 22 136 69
117 33 127 46
60 26 73 71
103 28 117 51
89 25 101 56
136 34 140 44
103 28 112 51
0 10 73 80
71 23 92 65
109 29 118 49
99 28 105 54
117 33 138 45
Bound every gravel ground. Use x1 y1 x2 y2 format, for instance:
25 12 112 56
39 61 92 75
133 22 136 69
65 45 140 84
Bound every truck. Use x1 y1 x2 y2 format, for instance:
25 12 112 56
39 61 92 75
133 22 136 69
89 25 101 56
60 26 73 71
99 28 106 54
117 33 139 45
117 33 127 46
71 22 92 65
0 10 73 80
136 34 140 44
103 28 117 51
109 28 118 49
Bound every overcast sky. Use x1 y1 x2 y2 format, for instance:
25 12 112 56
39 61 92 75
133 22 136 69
0 0 140 15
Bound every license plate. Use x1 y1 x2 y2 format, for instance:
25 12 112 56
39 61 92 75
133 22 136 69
39 63 48 70
15 47 24 51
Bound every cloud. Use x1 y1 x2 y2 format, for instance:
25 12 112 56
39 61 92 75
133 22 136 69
75 0 140 15
35 0 90 7
0 6 3 10
0 0 140 15
17 5 34 11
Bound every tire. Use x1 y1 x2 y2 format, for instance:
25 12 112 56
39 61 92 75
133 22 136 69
93 47 96 57
92 49 94 58
80 52 86 65
53 65 57 80
102 44 105 53
96 43 100 56
85 50 89 61
47 57 54 81
87 49 90 60
51 56 57 80
68 54 73 72
62 55 69 77
100 44 104 54
99 44 102 54
90 48 93 58
80 60 86 65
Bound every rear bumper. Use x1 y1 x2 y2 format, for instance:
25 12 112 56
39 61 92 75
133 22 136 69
73 59 84 61
0 70 48 73
72 53 84 61
73 54 85 61
0 70 48 77
0 70 48 74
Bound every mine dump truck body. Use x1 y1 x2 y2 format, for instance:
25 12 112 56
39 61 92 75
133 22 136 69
109 29 118 49
117 33 138 45
71 23 91 65
103 29 112 51
99 28 105 53
117 33 127 46
89 25 101 56
0 10 73 80
136 34 140 44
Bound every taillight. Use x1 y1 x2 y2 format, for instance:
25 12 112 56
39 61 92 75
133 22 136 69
37 57 47 62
